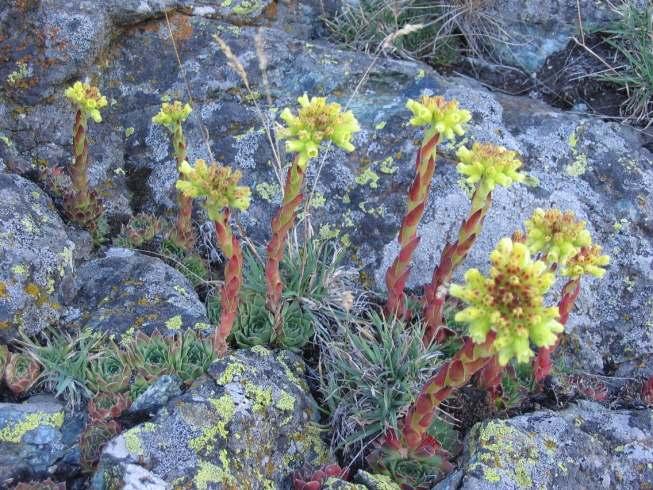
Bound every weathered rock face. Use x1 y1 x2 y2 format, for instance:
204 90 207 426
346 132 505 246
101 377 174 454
0 396 82 486
93 347 329 489
440 401 653 490
0 173 75 342
64 247 209 341
0 0 652 380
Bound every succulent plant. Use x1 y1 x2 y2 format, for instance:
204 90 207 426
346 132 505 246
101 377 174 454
232 294 274 349
385 96 470 319
167 331 215 384
153 100 195 248
114 212 161 249
126 331 172 381
177 159 250 355
423 142 525 344
129 375 150 401
0 344 9 377
293 463 350 490
278 301 314 352
10 479 66 490
86 342 131 393
4 352 41 395
642 376 653 406
63 81 107 234
266 94 359 319
87 392 131 421
79 420 121 472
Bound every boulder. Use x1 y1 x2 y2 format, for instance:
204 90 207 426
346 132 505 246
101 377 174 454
93 347 329 488
0 173 75 342
442 401 653 490
65 248 209 341
0 396 81 486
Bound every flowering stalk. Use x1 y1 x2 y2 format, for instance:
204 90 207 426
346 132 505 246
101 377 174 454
533 243 609 381
423 143 525 344
176 159 251 356
476 355 503 402
64 81 107 230
153 101 194 248
375 238 562 473
265 94 359 316
385 96 470 319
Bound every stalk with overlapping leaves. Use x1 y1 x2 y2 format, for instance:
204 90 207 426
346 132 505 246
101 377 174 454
265 94 359 318
384 96 470 319
153 101 195 248
372 238 563 487
176 159 251 356
524 209 609 381
64 81 107 233
422 143 525 344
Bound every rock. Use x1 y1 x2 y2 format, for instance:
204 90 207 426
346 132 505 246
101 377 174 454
354 470 401 490
452 401 653 489
324 476 366 489
128 374 183 416
93 347 329 488
476 0 649 73
65 248 209 341
0 396 78 486
0 173 75 342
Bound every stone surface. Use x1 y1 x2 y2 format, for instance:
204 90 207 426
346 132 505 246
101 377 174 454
0 396 74 486
324 476 367 489
0 173 75 342
93 347 329 489
128 374 183 416
355 470 401 490
65 248 209 341
446 401 653 490
476 0 648 72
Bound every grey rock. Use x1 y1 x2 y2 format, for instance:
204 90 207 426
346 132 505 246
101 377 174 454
93 347 329 489
454 401 653 489
66 248 209 341
324 476 366 489
0 173 75 342
0 397 67 485
354 470 401 490
128 374 183 416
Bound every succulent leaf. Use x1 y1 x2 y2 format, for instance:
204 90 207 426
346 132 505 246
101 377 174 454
4 352 41 395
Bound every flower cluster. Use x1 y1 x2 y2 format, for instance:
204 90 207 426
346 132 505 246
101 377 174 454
456 142 524 192
176 160 251 219
65 81 107 123
562 244 609 278
450 238 563 365
152 101 192 131
278 94 360 167
405 95 471 140
525 208 593 265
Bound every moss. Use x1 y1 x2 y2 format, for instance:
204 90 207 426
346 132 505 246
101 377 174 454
217 362 246 385
275 391 295 411
165 314 183 330
0 411 64 443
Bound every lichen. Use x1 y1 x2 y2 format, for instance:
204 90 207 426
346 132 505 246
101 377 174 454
275 391 295 412
484 467 501 483
0 411 64 443
251 345 271 356
256 182 280 203
355 167 380 188
217 362 246 385
124 428 144 456
189 395 236 452
195 455 236 489
243 380 273 413
165 314 183 330
379 156 397 174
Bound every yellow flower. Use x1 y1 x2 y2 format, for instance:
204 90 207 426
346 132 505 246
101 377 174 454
278 94 360 168
152 101 192 131
176 160 251 220
562 244 609 279
450 238 562 365
65 81 107 123
524 208 591 265
456 142 525 193
405 95 471 141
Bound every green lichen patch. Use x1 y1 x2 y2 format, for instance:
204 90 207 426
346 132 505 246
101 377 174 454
0 410 64 443
189 395 236 452
216 361 246 385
